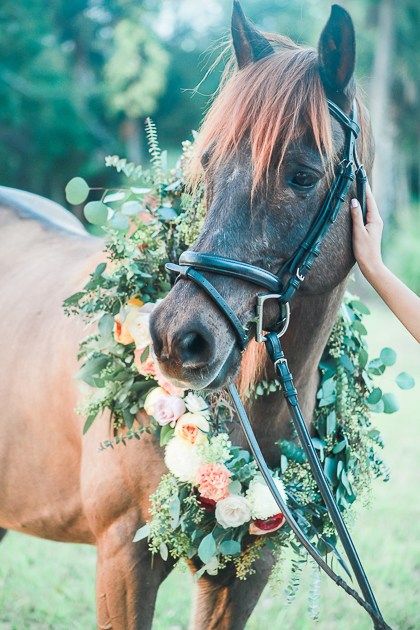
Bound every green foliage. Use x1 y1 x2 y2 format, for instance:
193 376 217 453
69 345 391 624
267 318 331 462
64 123 205 440
104 20 168 119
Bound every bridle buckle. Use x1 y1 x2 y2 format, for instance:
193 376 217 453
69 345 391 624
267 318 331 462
256 295 290 343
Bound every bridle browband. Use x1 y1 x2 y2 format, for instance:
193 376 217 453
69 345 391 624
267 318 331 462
166 99 390 629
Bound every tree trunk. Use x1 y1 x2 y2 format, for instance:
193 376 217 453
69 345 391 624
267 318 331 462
369 0 396 219
121 118 143 165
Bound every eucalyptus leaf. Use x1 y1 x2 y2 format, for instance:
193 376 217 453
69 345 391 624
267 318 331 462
198 533 216 564
326 411 336 435
219 540 241 556
65 177 89 205
367 387 382 404
98 313 114 338
396 371 415 390
121 200 143 216
159 542 168 561
133 523 150 542
349 300 370 315
103 191 126 203
157 206 178 221
169 495 181 529
131 187 152 194
382 392 399 414
352 320 367 336
380 347 397 366
160 424 175 447
109 212 129 231
84 201 109 226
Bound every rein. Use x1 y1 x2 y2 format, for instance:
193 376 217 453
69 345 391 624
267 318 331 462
167 100 390 629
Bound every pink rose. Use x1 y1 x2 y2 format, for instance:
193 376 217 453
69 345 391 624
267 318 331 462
153 395 186 426
196 463 232 502
134 349 157 377
155 366 185 397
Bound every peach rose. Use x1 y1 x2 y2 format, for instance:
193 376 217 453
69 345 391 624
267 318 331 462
113 297 144 346
114 315 135 345
134 349 157 377
174 413 209 446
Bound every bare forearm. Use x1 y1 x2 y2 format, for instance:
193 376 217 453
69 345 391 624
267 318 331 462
364 263 420 343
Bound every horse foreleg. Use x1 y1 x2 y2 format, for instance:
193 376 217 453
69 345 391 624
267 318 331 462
96 525 173 630
0 528 7 543
190 548 274 630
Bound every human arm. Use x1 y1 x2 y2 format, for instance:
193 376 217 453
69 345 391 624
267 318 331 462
350 185 420 343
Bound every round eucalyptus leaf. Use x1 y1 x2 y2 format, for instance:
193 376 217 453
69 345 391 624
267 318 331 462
382 392 399 414
367 387 382 404
121 201 143 216
350 300 370 315
109 212 129 231
103 191 126 203
380 347 396 366
157 206 178 221
84 201 109 226
65 177 90 205
395 371 415 390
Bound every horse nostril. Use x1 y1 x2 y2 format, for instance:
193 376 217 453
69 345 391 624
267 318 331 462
177 329 213 367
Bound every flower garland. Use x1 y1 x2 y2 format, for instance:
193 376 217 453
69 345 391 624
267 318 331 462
65 122 414 610
132 296 396 582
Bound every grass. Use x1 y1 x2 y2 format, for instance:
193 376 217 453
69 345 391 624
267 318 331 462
0 296 418 629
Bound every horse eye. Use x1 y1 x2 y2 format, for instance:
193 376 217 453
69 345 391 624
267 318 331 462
201 150 212 169
291 171 318 189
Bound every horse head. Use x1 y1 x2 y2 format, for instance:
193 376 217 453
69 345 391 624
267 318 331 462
150 2 374 390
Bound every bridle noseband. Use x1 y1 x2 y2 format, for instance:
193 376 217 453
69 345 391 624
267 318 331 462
166 100 390 629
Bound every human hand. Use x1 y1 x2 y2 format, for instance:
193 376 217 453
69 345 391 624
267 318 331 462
350 183 384 280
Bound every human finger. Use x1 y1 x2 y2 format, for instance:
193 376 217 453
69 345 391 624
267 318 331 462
350 198 365 231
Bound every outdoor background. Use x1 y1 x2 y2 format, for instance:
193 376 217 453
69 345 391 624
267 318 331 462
0 0 419 628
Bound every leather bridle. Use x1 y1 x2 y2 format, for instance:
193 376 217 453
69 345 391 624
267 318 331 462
167 99 390 629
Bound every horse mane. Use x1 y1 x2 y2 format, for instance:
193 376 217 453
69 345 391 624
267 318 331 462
189 35 371 396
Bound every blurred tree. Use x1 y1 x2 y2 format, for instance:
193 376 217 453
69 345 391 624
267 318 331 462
0 0 418 214
0 0 168 202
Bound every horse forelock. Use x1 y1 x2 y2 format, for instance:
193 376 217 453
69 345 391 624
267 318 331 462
188 34 372 195
189 39 334 192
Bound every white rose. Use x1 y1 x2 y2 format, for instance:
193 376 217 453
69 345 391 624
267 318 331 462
174 412 210 446
164 436 203 483
215 495 252 529
246 477 287 520
144 387 167 416
125 302 156 350
184 392 209 415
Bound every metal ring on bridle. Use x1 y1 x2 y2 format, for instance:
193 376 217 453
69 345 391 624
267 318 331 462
256 295 290 343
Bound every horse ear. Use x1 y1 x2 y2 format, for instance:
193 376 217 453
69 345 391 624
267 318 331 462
318 4 355 96
231 0 274 69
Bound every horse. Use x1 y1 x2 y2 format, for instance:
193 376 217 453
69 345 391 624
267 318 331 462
0 3 374 629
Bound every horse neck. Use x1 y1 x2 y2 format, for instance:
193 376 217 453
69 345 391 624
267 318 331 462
239 280 347 465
